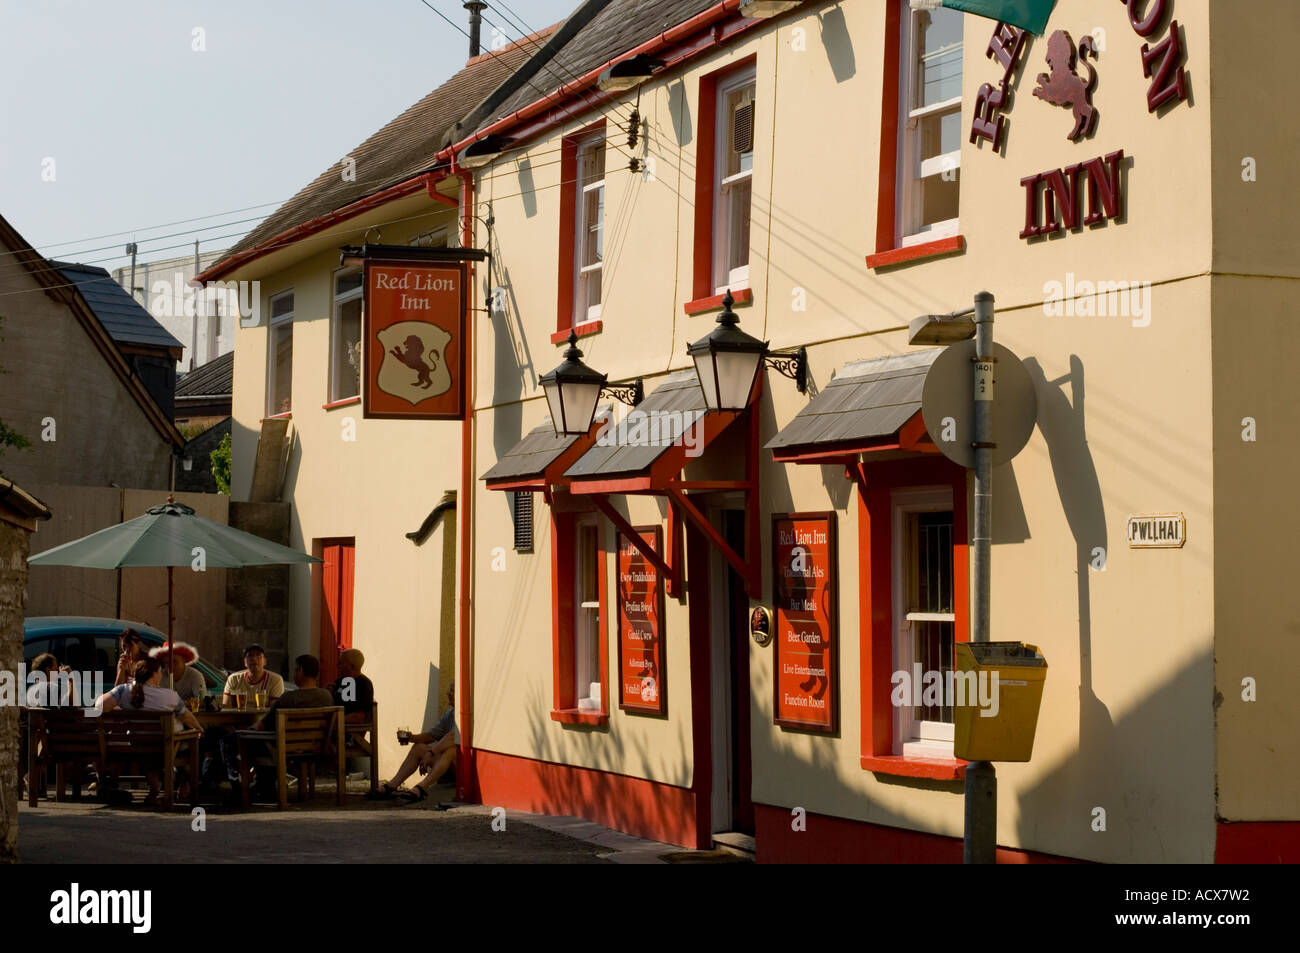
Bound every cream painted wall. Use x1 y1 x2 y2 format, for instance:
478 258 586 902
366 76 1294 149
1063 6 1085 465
1208 1 1300 822
468 0 1219 860
230 201 465 775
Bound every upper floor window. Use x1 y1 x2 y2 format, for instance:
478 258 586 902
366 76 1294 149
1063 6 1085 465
329 269 363 403
714 69 756 293
574 134 606 324
267 290 294 416
898 5 963 245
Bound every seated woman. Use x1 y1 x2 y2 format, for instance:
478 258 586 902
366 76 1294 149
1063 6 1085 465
96 657 203 804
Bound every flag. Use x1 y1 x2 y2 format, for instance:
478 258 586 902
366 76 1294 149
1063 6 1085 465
918 0 1058 36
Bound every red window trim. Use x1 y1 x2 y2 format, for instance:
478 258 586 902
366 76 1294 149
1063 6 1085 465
321 396 361 410
856 457 970 780
549 319 602 345
869 3 967 272
865 235 966 270
683 287 753 316
550 508 610 722
691 55 758 304
261 412 292 422
556 120 607 338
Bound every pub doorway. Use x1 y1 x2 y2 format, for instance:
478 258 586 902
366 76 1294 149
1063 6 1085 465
709 505 754 835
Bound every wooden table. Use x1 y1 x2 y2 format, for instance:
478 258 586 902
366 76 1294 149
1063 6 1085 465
195 708 269 729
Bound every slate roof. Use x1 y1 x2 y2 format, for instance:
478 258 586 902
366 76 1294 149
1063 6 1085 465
481 407 611 483
469 0 719 135
563 370 708 479
52 261 183 352
223 27 555 261
176 351 233 399
764 350 943 454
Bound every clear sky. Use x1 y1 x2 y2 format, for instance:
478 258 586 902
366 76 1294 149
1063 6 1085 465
0 0 579 272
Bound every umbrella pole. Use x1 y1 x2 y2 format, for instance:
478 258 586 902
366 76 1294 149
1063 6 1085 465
167 565 175 690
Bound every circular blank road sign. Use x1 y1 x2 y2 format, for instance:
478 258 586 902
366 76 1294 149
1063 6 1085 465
920 341 1037 469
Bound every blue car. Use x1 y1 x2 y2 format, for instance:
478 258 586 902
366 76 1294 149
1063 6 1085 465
23 616 229 696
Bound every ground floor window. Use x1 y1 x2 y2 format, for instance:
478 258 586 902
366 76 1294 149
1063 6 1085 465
550 509 608 723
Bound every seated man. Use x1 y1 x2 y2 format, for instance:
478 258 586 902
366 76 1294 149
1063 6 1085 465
222 655 332 800
329 648 374 725
150 642 205 702
368 681 457 804
221 644 284 707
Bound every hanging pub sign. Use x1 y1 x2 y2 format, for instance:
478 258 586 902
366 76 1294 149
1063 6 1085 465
617 526 665 715
363 258 467 419
772 513 838 733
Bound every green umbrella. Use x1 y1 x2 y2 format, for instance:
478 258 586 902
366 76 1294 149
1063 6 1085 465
28 501 321 672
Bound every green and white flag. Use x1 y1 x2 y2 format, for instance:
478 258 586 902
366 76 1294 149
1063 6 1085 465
912 0 1057 36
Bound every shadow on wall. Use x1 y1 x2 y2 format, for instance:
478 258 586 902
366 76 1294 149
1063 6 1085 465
668 80 692 147
1014 647 1215 862
422 662 446 733
1022 355 1112 781
516 159 538 219
818 5 856 83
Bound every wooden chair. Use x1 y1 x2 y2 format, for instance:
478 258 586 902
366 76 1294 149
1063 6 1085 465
237 706 345 811
343 701 379 794
27 709 99 807
98 711 201 809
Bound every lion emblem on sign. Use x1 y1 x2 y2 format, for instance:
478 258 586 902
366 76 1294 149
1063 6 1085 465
1032 30 1099 141
377 321 453 404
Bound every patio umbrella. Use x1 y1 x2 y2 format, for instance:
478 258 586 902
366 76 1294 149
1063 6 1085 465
28 501 321 681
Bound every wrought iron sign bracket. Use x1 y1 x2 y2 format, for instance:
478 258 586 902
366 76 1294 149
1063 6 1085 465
765 347 808 394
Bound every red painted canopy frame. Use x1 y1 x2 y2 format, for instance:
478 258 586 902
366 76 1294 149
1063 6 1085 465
570 377 764 598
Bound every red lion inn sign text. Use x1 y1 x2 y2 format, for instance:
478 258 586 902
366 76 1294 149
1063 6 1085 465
363 260 467 419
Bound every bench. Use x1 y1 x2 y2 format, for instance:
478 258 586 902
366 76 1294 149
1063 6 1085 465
237 706 345 811
27 709 100 806
27 708 201 809
98 710 201 809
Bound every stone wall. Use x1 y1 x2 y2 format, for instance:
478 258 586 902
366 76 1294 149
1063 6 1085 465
225 501 290 678
0 519 32 862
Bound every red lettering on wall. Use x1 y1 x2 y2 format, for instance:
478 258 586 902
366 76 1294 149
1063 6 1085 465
970 21 1029 151
1021 151 1125 240
1142 22 1188 112
987 21 1029 73
1124 0 1168 38
970 83 1008 150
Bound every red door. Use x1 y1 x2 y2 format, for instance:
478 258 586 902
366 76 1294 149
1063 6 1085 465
319 539 355 687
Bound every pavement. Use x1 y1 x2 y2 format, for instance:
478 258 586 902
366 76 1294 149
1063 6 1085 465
16 780 684 864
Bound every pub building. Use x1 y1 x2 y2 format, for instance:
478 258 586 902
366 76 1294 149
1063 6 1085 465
215 0 1299 863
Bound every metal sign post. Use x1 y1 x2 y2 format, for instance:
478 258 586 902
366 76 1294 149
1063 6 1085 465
965 290 997 865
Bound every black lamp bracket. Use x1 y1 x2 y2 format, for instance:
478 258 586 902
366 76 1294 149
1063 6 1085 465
601 379 644 407
765 347 808 394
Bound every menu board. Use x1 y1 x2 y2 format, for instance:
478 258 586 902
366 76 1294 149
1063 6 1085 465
772 513 838 732
617 526 665 715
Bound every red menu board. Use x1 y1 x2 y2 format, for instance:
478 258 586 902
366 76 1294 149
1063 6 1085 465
617 526 665 715
772 513 838 732
363 259 467 419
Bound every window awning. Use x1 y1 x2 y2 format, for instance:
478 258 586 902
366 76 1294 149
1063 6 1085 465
765 350 943 464
480 409 610 491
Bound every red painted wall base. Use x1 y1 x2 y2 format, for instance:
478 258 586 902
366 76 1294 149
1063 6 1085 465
1216 821 1300 863
473 748 699 849
754 803 1080 864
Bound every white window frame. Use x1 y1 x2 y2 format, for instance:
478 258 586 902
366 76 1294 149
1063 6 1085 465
574 515 602 711
897 6 962 247
266 290 294 416
891 486 957 758
573 132 606 324
713 67 757 294
329 268 364 403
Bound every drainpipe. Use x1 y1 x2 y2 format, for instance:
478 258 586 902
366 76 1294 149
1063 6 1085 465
456 165 477 802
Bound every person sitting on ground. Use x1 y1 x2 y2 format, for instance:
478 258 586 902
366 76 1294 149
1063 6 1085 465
330 648 374 725
368 681 457 804
221 644 284 707
150 641 205 702
96 656 202 804
114 629 147 687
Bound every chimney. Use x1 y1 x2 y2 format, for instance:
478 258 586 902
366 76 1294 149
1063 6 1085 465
465 1 488 58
